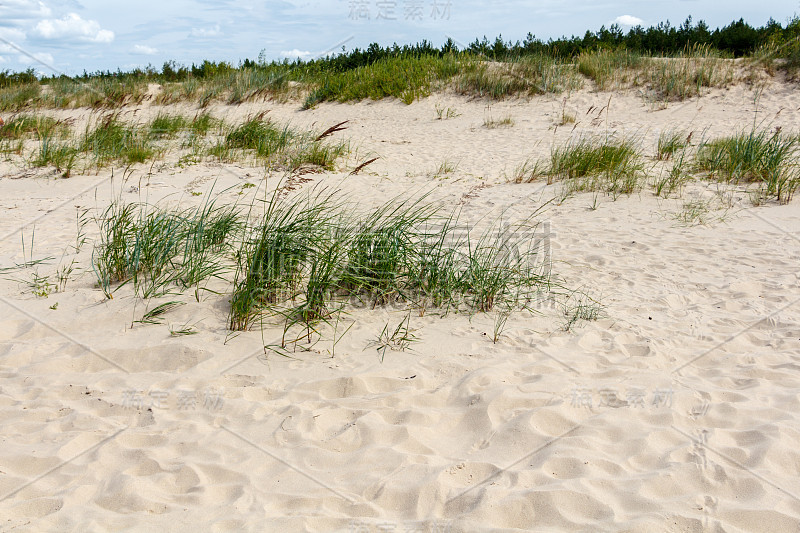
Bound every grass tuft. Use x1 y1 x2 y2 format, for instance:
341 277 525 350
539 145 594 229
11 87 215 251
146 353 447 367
696 129 799 203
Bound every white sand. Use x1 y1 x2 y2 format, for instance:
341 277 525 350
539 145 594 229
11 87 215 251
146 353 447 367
1 76 800 532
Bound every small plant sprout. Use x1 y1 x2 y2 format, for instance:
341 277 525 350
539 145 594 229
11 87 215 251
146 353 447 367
369 314 418 362
558 97 576 126
435 104 459 120
135 301 186 325
492 306 512 344
170 321 199 336
433 159 458 178
562 291 602 332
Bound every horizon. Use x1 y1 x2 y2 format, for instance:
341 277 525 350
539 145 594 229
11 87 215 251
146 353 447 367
0 1 797 77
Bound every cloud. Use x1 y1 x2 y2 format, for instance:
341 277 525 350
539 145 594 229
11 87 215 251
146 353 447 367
612 15 645 27
18 51 54 66
280 49 312 60
190 25 222 38
0 27 28 44
0 0 52 20
132 44 158 55
32 13 115 43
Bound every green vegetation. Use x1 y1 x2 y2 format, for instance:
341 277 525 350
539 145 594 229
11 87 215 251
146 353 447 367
657 129 692 160
578 44 733 99
92 194 243 300
89 188 553 346
228 191 551 344
455 55 583 98
219 115 348 170
0 111 348 174
696 130 799 203
81 115 157 166
523 137 644 198
0 16 798 111
303 54 461 107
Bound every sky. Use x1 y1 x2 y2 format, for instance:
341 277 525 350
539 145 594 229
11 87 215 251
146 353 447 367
0 0 798 75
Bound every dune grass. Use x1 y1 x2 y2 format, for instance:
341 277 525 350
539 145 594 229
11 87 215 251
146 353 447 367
657 129 692 161
644 45 733 101
653 150 692 198
0 44 770 113
42 77 149 108
92 195 243 300
455 55 583 98
696 129 799 203
303 54 462 108
216 115 349 170
5 111 347 174
228 191 551 340
520 136 644 198
81 115 159 166
148 113 189 138
578 45 734 101
578 49 645 91
0 83 41 111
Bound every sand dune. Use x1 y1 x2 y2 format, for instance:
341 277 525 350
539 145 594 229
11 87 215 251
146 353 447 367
1 77 799 532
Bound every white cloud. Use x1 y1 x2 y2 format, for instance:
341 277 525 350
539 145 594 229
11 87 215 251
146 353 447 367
0 28 27 44
612 15 645 27
132 44 158 55
190 25 221 38
280 49 312 60
0 0 52 20
32 13 114 43
18 51 54 65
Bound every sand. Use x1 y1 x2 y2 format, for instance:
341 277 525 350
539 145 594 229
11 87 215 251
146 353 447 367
1 75 799 532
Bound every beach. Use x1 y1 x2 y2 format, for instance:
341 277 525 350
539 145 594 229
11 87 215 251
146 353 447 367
1 73 799 532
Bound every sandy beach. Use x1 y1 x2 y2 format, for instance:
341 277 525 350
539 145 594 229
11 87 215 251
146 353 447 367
1 72 800 532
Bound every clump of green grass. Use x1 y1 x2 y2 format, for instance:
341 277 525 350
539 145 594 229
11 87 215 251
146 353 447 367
695 129 799 203
528 137 644 198
435 104 460 120
644 44 733 101
510 158 544 183
368 314 418 362
31 136 78 176
229 190 339 331
432 159 458 178
455 55 582 99
229 192 552 345
0 83 41 111
561 292 602 331
0 137 23 156
653 150 691 198
189 112 217 136
149 113 189 138
304 54 461 108
341 200 435 307
217 115 347 171
483 114 514 129
92 196 242 299
579 46 733 101
657 130 692 160
81 115 158 166
578 49 644 91
0 114 69 140
135 301 185 325
460 221 548 313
